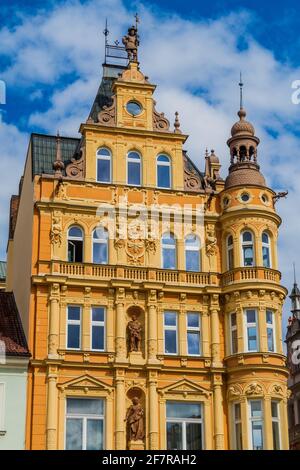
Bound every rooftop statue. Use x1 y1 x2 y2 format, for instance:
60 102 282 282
122 24 139 62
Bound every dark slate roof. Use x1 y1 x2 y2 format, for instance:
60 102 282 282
31 133 80 178
0 262 6 281
0 292 30 357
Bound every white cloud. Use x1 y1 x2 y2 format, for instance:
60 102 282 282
0 0 299 335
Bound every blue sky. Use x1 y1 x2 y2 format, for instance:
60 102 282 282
0 0 300 331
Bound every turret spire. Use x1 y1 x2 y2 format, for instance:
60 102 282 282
239 71 244 110
290 264 300 320
53 131 65 179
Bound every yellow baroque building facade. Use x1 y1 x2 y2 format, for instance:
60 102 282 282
5 24 289 450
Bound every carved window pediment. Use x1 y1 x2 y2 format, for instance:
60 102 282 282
158 378 211 399
58 374 113 394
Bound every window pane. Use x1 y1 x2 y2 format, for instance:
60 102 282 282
158 155 170 163
164 312 176 326
167 422 182 450
186 251 200 272
262 233 269 244
128 161 141 185
166 402 201 419
163 248 176 269
92 325 104 350
69 227 83 238
97 148 110 157
243 232 252 242
231 329 238 354
87 419 104 450
250 401 262 417
231 313 237 327
97 158 110 183
164 330 177 354
272 421 280 450
158 165 170 188
247 326 257 351
186 423 202 450
92 307 105 322
243 246 254 266
67 398 104 415
187 313 199 328
266 311 273 324
228 248 234 270
68 306 80 321
67 324 80 349
246 310 256 323
66 418 82 450
228 235 233 246
234 403 241 420
93 242 108 264
271 401 278 418
267 327 274 352
252 421 263 450
68 240 83 263
235 422 243 450
262 246 270 268
187 332 200 355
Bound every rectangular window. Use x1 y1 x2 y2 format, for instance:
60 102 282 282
271 401 281 450
187 313 201 356
0 383 5 431
233 402 243 450
249 400 264 450
97 158 111 183
91 307 105 351
166 401 203 450
245 309 258 352
164 312 178 355
230 313 238 354
266 310 275 352
67 306 81 350
65 398 104 450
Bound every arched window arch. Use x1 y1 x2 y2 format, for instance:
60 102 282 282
185 234 201 272
97 147 111 183
227 234 234 271
157 154 171 189
127 151 141 186
262 231 271 268
93 227 108 264
162 232 176 269
68 226 83 262
241 231 255 267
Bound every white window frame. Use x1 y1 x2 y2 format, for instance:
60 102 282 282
185 234 201 272
161 233 177 270
90 307 106 352
232 402 242 450
227 235 234 270
96 147 112 183
164 311 178 355
244 309 259 352
241 231 255 267
248 399 264 450
92 228 108 264
0 383 5 432
127 151 142 186
65 397 105 450
186 312 201 356
262 232 271 268
271 400 281 450
230 312 238 355
166 401 204 450
66 305 81 350
157 154 171 189
67 226 84 263
266 309 276 353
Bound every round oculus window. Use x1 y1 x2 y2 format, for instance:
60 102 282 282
241 192 250 202
126 101 142 116
261 194 269 204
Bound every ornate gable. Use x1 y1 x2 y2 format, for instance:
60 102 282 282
158 378 211 399
58 374 113 394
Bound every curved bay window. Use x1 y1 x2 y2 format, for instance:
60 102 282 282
92 227 108 264
127 151 141 186
185 234 201 272
97 148 111 183
157 154 171 189
162 233 176 270
68 226 83 262
227 235 234 271
262 232 271 268
241 231 254 267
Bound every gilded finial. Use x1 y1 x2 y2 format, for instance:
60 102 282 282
174 111 181 133
53 131 65 178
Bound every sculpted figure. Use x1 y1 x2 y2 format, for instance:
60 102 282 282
128 315 142 352
122 26 139 62
125 397 144 441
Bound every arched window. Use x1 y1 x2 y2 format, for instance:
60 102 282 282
185 234 201 272
157 154 171 189
162 233 176 269
93 227 108 264
227 235 234 270
262 232 271 268
241 231 254 267
97 147 111 183
68 226 83 262
127 151 141 186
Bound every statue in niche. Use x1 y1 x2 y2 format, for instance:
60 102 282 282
125 397 145 441
128 315 142 352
